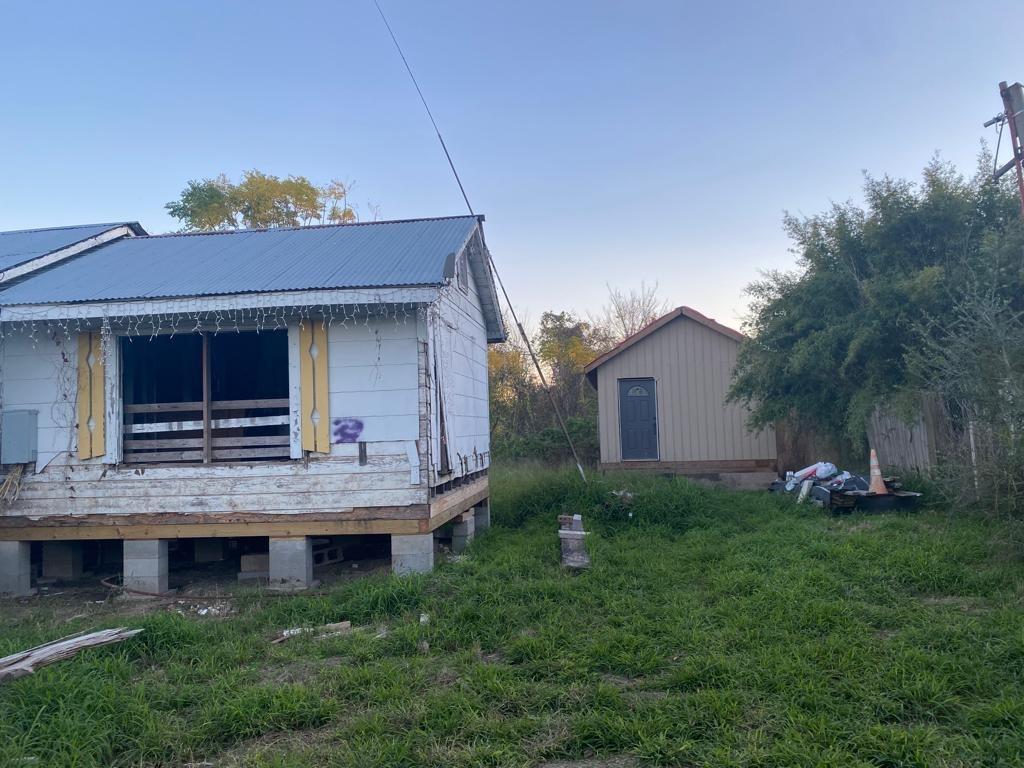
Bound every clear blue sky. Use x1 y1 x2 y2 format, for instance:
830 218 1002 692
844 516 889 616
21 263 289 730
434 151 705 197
0 0 1019 328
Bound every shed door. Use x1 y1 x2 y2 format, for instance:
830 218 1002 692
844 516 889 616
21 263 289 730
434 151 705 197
619 378 658 460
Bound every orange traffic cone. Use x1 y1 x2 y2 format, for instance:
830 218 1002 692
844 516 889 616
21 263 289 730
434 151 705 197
868 448 889 495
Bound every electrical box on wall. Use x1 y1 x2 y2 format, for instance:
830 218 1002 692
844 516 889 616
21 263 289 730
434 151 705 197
1 410 38 464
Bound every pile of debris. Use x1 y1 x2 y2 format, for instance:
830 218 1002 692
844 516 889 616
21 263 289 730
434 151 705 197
770 449 922 513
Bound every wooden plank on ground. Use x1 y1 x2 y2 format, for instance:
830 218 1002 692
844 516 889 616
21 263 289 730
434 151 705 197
0 628 143 683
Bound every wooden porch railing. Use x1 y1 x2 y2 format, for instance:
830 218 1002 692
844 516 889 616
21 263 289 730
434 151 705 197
122 398 291 464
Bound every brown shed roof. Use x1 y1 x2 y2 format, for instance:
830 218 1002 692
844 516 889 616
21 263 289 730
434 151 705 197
584 305 745 384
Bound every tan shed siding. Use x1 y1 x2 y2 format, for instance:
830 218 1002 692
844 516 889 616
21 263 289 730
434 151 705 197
596 316 775 464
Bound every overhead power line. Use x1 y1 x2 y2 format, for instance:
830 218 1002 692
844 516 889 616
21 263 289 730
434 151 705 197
372 0 473 217
373 0 587 482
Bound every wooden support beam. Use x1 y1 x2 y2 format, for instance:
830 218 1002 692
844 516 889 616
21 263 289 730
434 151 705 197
202 333 212 464
0 507 431 541
424 476 489 532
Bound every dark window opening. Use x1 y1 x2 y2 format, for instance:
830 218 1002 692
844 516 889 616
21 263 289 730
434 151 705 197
122 330 290 464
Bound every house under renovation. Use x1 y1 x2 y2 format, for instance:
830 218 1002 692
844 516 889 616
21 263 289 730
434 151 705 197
0 215 504 596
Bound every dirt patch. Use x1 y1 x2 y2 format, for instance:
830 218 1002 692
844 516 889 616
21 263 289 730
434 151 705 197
631 689 669 702
433 666 460 686
213 723 341 767
918 595 992 614
831 520 880 536
538 757 640 768
258 656 345 685
4 557 393 629
524 718 571 755
600 673 642 689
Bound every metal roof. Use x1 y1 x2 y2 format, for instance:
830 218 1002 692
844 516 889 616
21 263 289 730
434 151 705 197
0 216 481 305
0 223 144 273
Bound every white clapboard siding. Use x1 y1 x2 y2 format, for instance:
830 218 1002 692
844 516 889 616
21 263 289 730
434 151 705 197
0 330 78 470
7 451 424 518
596 315 776 464
327 319 420 448
11 488 422 517
429 250 491 485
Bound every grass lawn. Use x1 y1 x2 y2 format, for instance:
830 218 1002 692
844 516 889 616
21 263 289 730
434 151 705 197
1 465 1023 767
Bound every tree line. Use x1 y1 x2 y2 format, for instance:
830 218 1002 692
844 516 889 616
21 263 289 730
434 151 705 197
489 283 668 464
727 152 1024 514
165 171 376 231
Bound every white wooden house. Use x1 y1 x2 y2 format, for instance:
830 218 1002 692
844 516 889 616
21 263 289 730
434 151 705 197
0 216 504 596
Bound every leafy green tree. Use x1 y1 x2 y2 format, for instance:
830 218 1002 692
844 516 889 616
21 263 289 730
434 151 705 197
536 311 611 425
165 171 362 231
164 175 235 231
489 310 613 465
728 154 1022 446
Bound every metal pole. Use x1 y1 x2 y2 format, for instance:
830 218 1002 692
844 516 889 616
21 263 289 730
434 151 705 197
999 81 1024 218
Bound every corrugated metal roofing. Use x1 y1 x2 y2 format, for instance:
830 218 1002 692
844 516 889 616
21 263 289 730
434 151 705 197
0 223 139 273
0 216 481 306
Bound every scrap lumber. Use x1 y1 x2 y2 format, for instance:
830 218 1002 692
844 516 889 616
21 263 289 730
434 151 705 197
0 627 143 683
271 620 352 644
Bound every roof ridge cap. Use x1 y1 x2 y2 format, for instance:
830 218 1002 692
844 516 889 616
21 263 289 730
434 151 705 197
0 222 132 236
139 214 482 240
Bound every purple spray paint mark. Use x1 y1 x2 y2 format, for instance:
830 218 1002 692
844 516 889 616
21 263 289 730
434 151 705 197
332 417 364 444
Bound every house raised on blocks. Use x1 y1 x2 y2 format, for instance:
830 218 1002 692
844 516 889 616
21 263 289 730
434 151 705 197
0 216 504 596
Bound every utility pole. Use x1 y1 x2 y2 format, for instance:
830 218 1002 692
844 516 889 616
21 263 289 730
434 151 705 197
986 81 1024 218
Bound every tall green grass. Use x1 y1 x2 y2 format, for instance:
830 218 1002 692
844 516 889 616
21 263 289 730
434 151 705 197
1 464 1022 767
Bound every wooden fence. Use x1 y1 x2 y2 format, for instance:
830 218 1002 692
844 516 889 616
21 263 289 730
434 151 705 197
777 394 955 473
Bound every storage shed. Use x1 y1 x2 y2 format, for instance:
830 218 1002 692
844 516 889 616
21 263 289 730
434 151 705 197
0 215 504 596
584 306 776 486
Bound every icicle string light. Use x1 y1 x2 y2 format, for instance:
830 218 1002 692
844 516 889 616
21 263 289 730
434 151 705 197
0 301 424 366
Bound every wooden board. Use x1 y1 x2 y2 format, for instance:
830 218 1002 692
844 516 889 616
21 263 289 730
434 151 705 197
425 476 489 532
299 322 330 452
599 459 777 473
0 516 428 541
76 331 105 460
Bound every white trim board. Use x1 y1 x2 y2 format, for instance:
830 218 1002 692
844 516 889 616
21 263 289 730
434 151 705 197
0 287 441 323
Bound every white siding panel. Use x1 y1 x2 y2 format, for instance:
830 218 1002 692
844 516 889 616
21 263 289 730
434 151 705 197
1 330 77 469
329 363 418 393
428 247 491 485
328 338 418 367
326 320 421 448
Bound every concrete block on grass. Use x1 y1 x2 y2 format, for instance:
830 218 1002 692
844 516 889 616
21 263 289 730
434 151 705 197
269 537 315 591
474 501 491 531
0 541 34 597
123 539 169 595
238 552 269 581
392 533 434 575
451 511 475 554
